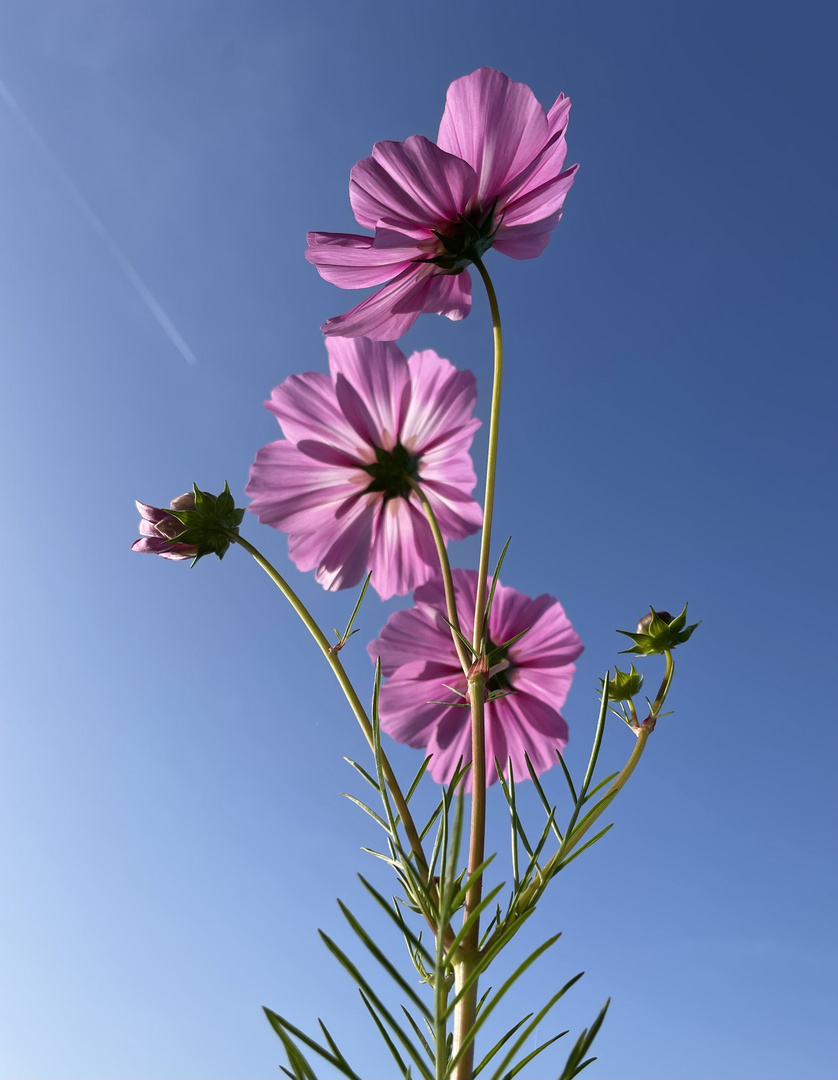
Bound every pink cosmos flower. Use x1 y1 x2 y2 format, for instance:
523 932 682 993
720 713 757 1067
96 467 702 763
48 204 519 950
306 67 578 340
132 494 199 560
246 337 482 600
368 569 583 787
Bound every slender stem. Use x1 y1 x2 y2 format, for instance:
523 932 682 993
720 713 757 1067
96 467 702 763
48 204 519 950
560 723 652 860
452 680 487 1079
471 257 504 651
410 481 471 676
232 534 429 878
451 258 503 1080
651 650 675 715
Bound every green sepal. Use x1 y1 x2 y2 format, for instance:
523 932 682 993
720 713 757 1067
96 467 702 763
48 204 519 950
166 482 245 563
617 603 700 655
599 664 644 701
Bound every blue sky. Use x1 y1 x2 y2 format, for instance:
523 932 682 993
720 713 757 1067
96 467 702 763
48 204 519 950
1 2 836 1077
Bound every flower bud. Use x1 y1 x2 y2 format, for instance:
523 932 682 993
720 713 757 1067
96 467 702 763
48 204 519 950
617 604 699 655
131 483 244 564
601 664 644 701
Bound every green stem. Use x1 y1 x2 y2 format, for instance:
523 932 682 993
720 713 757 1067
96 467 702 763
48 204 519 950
410 481 471 676
514 652 677 920
652 650 675 716
232 535 429 879
471 257 503 650
451 258 503 1080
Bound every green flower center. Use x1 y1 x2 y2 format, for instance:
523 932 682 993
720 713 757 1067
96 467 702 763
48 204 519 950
362 441 421 502
426 204 499 274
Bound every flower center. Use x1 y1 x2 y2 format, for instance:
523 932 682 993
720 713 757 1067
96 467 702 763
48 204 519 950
426 203 499 274
361 441 421 502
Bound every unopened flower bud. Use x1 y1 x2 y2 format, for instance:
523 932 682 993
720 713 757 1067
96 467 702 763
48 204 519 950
131 483 244 564
617 604 699 655
601 664 644 701
636 610 672 635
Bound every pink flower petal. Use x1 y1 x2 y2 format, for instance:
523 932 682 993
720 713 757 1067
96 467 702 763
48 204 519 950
437 68 550 205
350 136 476 233
321 264 472 340
246 441 367 535
327 337 412 451
305 231 418 288
492 213 563 260
500 164 578 229
378 661 466 747
249 340 481 599
426 711 473 786
372 569 581 787
368 496 438 600
402 350 481 454
265 370 371 456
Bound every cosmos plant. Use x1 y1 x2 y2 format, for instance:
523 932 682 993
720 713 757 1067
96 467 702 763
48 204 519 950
133 67 697 1079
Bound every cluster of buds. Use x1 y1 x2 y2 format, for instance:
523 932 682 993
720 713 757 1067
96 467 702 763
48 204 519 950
599 606 700 733
132 483 244 565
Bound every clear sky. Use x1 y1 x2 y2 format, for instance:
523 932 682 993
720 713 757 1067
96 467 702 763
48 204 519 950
1 2 836 1078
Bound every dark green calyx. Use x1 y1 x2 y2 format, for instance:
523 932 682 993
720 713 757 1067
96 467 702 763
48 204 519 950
166 482 245 564
617 604 700 656
601 664 644 701
426 203 499 274
361 442 421 502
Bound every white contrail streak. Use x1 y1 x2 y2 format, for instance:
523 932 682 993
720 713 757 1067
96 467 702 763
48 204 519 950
0 76 197 366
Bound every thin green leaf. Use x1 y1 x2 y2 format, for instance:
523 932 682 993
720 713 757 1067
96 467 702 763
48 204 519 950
446 935 562 1063
553 749 578 804
492 625 532 653
475 984 493 1018
482 537 512 640
358 990 410 1079
511 807 557 908
489 971 583 1079
579 679 609 798
524 755 563 841
357 875 434 966
404 756 432 803
499 1032 565 1079
471 1014 531 1076
443 882 506 965
340 793 390 832
555 825 614 874
337 900 432 1020
317 1019 357 1076
318 932 433 1080
400 1005 434 1061
342 572 372 641
448 854 497 913
558 999 610 1080
440 616 478 659
419 799 444 844
263 1007 361 1080
581 771 620 804
343 757 381 792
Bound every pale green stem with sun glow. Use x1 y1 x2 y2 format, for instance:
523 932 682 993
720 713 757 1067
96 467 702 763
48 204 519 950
410 480 471 676
451 256 504 1080
232 534 430 882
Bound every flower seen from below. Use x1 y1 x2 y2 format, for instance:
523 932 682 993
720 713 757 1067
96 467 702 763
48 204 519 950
246 337 482 600
307 67 577 340
368 569 583 787
132 494 200 561
132 485 245 563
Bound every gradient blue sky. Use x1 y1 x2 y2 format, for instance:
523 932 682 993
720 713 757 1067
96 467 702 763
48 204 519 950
1 3 836 1078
